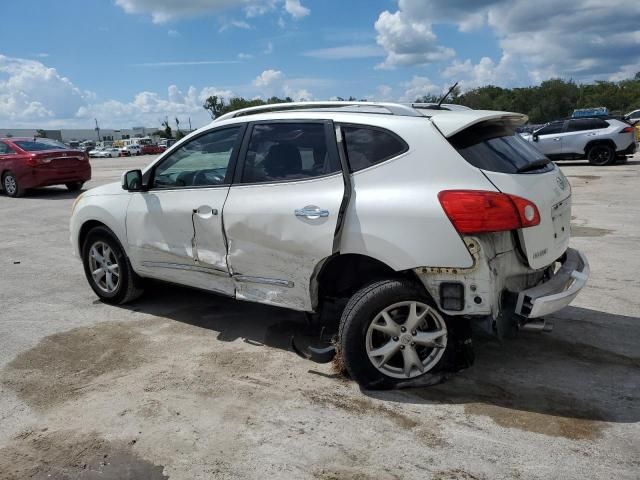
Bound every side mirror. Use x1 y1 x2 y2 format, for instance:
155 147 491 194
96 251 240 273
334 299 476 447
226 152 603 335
122 169 145 191
532 134 539 142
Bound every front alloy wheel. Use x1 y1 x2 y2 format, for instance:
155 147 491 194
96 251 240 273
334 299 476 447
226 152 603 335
88 240 121 294
587 144 614 166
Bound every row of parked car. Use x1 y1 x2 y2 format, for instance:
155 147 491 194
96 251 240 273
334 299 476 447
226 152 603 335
88 143 167 158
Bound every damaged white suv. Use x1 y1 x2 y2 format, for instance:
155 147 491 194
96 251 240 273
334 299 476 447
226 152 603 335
70 102 589 388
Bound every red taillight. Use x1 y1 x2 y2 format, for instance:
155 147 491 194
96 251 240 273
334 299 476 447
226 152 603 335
25 154 42 166
620 126 635 133
438 190 540 234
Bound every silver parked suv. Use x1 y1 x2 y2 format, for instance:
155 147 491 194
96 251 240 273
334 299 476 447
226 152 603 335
525 117 637 165
70 102 589 388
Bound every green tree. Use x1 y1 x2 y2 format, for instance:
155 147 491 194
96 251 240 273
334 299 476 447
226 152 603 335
161 119 172 139
35 129 47 138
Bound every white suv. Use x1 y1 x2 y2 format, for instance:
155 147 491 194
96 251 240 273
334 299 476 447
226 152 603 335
70 102 589 388
526 117 637 165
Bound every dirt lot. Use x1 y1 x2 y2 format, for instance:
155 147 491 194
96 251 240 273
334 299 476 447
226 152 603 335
0 154 639 479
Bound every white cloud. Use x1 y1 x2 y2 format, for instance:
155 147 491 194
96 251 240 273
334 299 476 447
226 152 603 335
442 54 520 90
34 53 50 58
237 52 254 60
167 29 180 37
252 69 318 100
374 10 455 69
0 54 236 129
219 19 252 32
303 45 384 60
380 0 640 83
114 0 309 23
264 41 274 54
0 55 91 125
132 60 240 67
399 76 442 102
284 0 309 19
253 69 284 88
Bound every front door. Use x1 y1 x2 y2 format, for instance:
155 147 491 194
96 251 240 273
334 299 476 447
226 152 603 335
223 121 345 311
126 125 244 296
535 121 565 156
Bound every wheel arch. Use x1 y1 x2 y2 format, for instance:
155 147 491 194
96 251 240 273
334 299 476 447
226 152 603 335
583 138 616 155
311 252 425 309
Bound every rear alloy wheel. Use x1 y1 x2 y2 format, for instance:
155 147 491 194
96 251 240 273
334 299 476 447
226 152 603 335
587 144 615 166
66 182 84 192
339 279 452 389
2 171 24 197
82 226 144 304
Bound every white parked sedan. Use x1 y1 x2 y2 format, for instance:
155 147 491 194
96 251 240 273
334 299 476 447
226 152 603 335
94 147 120 158
70 101 589 388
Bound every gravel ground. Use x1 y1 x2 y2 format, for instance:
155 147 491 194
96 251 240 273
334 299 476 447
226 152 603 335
0 153 638 479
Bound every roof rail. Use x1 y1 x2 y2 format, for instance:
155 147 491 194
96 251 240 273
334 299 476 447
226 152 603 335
213 101 424 122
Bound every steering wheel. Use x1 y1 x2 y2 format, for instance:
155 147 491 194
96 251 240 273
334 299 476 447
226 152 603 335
193 170 225 186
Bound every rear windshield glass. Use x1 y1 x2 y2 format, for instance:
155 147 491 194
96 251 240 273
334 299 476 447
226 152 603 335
449 121 553 174
14 140 69 151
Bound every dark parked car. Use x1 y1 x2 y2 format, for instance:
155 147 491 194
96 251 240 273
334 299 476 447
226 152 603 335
0 137 91 197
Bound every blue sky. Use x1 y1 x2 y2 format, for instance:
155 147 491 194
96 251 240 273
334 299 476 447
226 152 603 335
1 0 638 128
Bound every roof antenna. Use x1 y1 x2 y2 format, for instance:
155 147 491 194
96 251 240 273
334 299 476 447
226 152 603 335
437 81 459 109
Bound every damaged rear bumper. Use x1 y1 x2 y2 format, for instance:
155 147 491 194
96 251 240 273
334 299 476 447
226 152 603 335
515 248 589 318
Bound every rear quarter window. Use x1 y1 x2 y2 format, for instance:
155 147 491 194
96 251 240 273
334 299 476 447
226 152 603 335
341 125 408 172
449 121 554 174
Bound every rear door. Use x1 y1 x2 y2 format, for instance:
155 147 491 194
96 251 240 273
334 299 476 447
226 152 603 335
445 119 570 269
562 118 608 155
223 121 344 311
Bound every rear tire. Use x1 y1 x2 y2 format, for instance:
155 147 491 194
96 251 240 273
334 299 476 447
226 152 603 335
2 171 24 197
66 182 84 192
339 279 455 389
587 144 615 166
82 226 144 305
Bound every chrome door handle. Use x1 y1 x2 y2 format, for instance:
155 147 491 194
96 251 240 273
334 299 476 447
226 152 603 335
295 206 329 219
553 137 561 141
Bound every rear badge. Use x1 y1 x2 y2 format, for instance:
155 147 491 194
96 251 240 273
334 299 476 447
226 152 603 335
533 248 548 259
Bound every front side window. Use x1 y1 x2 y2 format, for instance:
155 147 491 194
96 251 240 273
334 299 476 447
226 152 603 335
341 125 408 172
153 126 241 188
567 119 608 131
240 122 340 183
536 122 564 136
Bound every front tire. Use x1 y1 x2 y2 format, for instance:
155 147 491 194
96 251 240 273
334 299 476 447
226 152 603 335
2 171 24 197
66 182 84 192
82 226 144 304
339 279 453 389
587 144 615 166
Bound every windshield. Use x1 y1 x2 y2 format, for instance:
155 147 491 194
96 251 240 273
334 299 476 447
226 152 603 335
14 139 70 151
449 121 553 174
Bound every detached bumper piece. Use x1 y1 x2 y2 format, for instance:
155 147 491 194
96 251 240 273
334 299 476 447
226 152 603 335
515 248 589 318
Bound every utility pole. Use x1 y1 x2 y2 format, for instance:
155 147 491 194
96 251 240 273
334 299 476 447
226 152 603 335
189 117 192 132
94 119 101 142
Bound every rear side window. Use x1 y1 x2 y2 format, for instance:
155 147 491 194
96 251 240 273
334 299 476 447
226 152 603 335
567 118 608 131
240 123 340 183
341 126 408 172
449 121 554 174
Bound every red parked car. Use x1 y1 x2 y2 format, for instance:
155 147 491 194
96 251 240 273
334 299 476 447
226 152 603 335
0 138 91 197
141 144 166 155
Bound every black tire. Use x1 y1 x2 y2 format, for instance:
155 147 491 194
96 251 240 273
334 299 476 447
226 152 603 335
339 279 458 390
66 182 84 192
81 226 144 305
2 171 24 197
587 144 615 166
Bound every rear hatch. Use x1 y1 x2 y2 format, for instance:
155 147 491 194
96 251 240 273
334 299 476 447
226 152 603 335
433 112 571 269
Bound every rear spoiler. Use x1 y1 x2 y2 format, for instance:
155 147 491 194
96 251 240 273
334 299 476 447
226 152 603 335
430 110 528 138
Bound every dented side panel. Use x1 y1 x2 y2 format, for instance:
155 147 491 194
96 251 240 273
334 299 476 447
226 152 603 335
224 174 345 311
125 188 235 295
